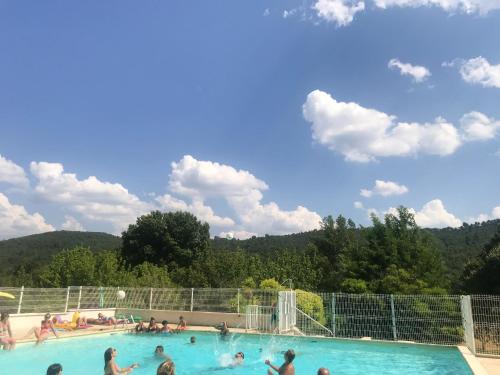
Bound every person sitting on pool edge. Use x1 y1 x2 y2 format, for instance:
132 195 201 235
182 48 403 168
134 321 145 333
0 312 16 350
157 359 175 375
265 349 295 375
46 363 63 375
317 368 330 375
174 316 186 333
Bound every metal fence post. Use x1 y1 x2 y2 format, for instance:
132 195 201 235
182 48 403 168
64 286 71 312
190 288 194 312
149 288 153 310
77 286 82 311
237 288 240 314
17 286 24 314
390 294 397 341
460 295 476 355
331 292 336 337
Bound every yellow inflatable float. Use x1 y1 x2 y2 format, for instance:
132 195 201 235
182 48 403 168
0 291 15 299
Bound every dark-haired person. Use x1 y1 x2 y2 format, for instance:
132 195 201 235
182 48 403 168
159 320 172 334
189 336 196 344
157 359 175 375
46 363 63 375
104 347 139 374
0 312 16 350
317 368 330 375
34 313 58 345
147 317 159 333
265 349 295 375
232 352 244 366
154 345 169 359
217 321 229 338
134 321 145 334
174 316 186 333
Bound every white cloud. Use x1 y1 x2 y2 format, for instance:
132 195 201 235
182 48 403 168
0 154 29 188
219 230 257 240
303 89 462 162
458 57 500 88
263 8 271 16
0 192 54 239
168 155 322 238
412 199 462 228
314 0 365 26
374 0 500 15
361 180 409 197
155 194 235 228
354 201 364 209
468 206 500 222
61 215 85 231
30 161 153 233
460 111 500 141
388 58 431 83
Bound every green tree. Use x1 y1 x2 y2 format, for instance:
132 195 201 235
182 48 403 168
121 211 210 268
39 246 97 287
461 228 500 294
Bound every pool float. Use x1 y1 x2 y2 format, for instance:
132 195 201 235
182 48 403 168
0 292 15 299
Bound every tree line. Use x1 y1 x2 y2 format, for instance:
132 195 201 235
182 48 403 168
8 208 500 294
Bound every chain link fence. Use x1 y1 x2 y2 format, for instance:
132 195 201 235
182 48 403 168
0 287 498 356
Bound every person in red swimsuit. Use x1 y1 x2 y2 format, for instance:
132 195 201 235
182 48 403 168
0 312 16 350
35 313 59 345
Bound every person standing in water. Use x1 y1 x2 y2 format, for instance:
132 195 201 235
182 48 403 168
265 349 295 375
104 347 139 374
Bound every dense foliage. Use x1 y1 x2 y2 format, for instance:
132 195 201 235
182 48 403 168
1 210 498 294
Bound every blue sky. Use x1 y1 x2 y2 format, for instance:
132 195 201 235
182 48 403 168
0 0 499 239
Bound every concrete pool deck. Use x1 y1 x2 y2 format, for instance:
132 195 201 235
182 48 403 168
12 324 500 375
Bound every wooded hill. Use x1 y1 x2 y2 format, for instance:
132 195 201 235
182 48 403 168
0 218 498 290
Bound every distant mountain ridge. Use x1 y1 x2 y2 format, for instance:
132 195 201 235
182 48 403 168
0 231 121 283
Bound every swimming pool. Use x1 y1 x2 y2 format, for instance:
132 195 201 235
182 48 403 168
1 331 473 374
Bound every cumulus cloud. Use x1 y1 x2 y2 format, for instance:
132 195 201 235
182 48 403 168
155 194 235 228
458 57 500 88
411 199 462 228
0 154 29 188
360 180 409 198
314 0 365 26
460 111 500 141
469 206 500 223
168 155 322 237
61 215 85 231
388 59 431 83
30 161 153 233
303 89 462 162
219 230 257 240
0 192 54 239
374 0 500 15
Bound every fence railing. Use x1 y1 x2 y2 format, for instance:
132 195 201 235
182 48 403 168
1 287 498 356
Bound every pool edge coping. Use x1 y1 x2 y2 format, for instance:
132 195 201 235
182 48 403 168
458 346 488 375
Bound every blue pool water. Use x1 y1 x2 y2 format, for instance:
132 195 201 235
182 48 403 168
1 332 473 374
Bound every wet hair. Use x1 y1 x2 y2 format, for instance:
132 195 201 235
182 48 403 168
285 349 295 363
150 317 156 323
162 320 168 325
157 359 175 375
155 345 164 353
190 336 196 343
44 313 51 319
104 348 115 369
1 312 9 321
317 368 330 375
235 352 245 359
47 363 63 375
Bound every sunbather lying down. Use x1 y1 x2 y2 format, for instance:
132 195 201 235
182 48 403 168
87 313 118 325
52 312 89 330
